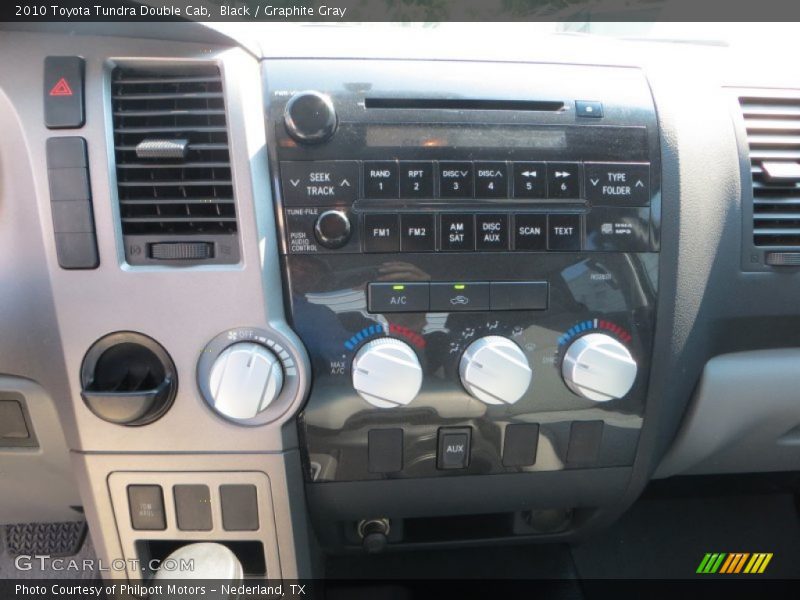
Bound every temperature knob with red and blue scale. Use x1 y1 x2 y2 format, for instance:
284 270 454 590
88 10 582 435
559 319 638 402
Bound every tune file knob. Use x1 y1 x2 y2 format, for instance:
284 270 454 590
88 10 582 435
352 338 423 409
561 332 638 402
459 336 532 405
207 342 284 420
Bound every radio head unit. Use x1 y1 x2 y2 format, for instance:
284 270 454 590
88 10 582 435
264 59 660 485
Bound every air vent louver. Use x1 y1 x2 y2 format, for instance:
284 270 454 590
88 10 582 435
740 91 800 248
111 64 239 264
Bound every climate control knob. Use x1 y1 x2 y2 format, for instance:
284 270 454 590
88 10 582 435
561 333 637 402
352 338 423 409
284 91 337 144
207 342 284 420
459 336 532 405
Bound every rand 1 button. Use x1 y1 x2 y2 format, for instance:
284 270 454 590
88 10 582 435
430 282 489 312
547 162 581 199
475 162 508 198
437 427 471 470
548 214 582 251
439 161 474 198
585 207 651 252
363 213 400 253
364 161 399 199
585 163 650 206
514 214 547 250
475 214 509 250
440 213 475 251
399 161 434 198
280 160 358 205
401 213 436 252
368 282 429 313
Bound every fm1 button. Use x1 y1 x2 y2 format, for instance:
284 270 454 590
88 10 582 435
368 283 429 313
437 427 471 469
547 162 580 199
364 214 400 253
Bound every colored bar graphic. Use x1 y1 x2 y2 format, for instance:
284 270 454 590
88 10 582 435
698 552 773 575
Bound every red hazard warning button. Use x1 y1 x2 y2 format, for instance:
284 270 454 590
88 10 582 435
49 78 74 97
44 56 84 129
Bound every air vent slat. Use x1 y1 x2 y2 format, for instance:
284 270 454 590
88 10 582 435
740 92 800 249
112 64 238 241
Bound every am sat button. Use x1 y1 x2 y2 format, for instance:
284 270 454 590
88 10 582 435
585 163 650 206
368 283 429 313
430 282 489 312
586 207 650 252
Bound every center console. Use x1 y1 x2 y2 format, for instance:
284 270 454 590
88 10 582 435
265 60 661 544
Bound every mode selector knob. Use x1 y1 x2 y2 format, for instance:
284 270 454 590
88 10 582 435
284 91 337 144
352 339 423 409
460 336 532 405
561 333 637 402
314 210 351 249
207 342 284 420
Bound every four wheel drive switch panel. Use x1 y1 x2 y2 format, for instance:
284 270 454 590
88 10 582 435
46 137 98 269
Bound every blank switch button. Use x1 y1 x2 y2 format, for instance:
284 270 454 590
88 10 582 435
220 484 259 531
174 485 212 531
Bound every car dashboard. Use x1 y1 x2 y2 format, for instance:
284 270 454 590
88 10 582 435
1 21 800 583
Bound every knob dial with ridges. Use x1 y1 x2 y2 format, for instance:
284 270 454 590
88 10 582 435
208 342 284 420
561 332 637 402
352 338 423 409
459 336 532 405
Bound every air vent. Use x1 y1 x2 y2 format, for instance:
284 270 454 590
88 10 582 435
111 64 239 264
739 91 800 248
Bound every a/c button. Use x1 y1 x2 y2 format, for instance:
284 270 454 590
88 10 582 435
368 282 429 313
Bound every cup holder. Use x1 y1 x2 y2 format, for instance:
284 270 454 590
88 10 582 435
80 332 178 426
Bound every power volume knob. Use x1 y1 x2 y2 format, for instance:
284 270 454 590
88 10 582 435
208 342 284 420
284 91 337 144
459 336 532 405
561 333 637 402
352 338 423 409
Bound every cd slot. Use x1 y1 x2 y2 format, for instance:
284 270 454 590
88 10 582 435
364 98 565 112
